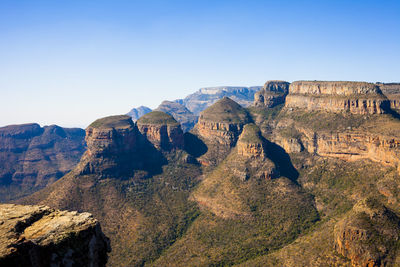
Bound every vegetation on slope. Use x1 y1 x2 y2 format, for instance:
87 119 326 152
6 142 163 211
137 111 180 125
89 115 134 129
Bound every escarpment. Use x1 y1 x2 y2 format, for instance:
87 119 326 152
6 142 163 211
0 123 85 202
136 111 184 150
334 198 400 267
285 81 390 114
378 83 400 111
254 80 290 108
192 97 252 166
0 204 110 267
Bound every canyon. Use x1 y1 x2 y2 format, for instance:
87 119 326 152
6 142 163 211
2 79 400 266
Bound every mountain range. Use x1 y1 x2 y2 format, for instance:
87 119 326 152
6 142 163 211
2 81 400 266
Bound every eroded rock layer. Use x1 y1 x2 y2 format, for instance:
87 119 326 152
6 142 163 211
79 115 137 177
137 111 184 150
0 123 85 201
334 198 400 267
285 81 390 114
378 83 400 110
254 80 290 108
192 97 251 166
0 204 110 267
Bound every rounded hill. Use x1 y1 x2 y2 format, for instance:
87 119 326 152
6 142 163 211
88 115 134 129
137 111 180 126
199 97 251 124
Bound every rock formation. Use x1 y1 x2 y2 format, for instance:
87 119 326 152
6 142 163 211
175 86 262 115
285 81 390 114
155 100 198 132
126 106 152 121
334 198 400 267
254 80 290 108
192 97 251 166
136 111 184 150
79 115 138 177
0 123 85 202
378 82 400 111
0 204 110 267
236 123 266 159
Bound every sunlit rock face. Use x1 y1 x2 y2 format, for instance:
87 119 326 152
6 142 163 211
136 111 184 150
378 82 400 111
285 81 390 114
254 80 290 108
80 115 138 177
334 198 400 267
192 97 252 166
0 204 110 267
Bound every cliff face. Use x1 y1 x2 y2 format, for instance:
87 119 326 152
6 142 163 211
192 97 251 166
378 83 400 110
285 81 390 114
155 101 198 132
79 115 138 177
137 111 184 150
334 198 400 267
274 122 400 173
0 204 110 267
0 123 85 201
254 80 290 108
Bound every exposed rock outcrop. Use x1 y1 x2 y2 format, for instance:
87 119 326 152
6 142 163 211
236 124 266 159
192 97 251 166
0 123 85 202
254 80 290 108
156 100 198 132
79 115 138 177
334 198 400 266
126 106 152 121
0 204 110 267
378 83 400 111
137 111 184 150
285 81 390 114
175 86 262 115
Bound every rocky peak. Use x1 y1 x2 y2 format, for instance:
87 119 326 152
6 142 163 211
285 81 390 114
254 80 290 108
334 198 400 267
237 123 265 159
0 204 110 267
80 115 137 176
192 97 252 166
126 106 152 121
136 111 184 150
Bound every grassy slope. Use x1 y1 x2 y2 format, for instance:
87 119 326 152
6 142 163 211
20 151 202 266
153 150 318 266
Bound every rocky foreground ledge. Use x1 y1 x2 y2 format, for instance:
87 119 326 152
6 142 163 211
0 204 110 267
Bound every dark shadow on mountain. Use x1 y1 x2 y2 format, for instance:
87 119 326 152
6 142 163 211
183 132 207 157
263 139 299 183
135 131 167 176
383 105 400 120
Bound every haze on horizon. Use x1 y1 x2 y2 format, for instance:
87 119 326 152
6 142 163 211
1 0 399 128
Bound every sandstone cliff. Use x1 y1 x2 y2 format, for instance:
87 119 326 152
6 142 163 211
0 123 85 202
254 80 290 108
378 83 400 111
334 198 400 267
136 111 184 150
0 204 110 267
285 81 390 114
79 115 138 177
192 97 251 166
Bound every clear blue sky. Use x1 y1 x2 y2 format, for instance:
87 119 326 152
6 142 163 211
1 0 399 128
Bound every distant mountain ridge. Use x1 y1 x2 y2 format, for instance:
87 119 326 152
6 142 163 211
126 106 152 121
175 86 262 115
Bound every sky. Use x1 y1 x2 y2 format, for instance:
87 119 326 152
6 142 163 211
1 0 399 128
